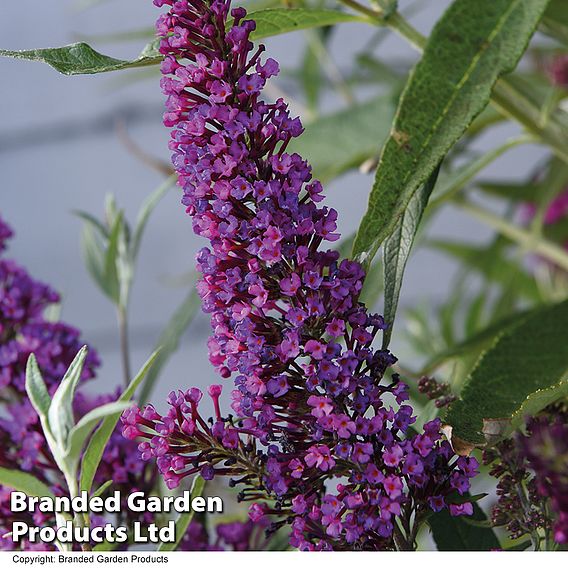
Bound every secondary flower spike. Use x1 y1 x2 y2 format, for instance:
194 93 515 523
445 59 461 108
126 0 478 550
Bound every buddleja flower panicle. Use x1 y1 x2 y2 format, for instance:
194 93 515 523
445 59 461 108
125 0 478 550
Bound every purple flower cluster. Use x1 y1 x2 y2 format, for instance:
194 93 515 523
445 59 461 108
122 0 478 551
483 405 568 546
0 217 151 550
520 412 568 544
0 216 99 394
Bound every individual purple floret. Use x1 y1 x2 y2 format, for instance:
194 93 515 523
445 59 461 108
125 0 478 550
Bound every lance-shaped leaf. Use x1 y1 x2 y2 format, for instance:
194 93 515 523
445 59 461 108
381 166 440 348
353 0 550 268
0 468 55 499
541 0 568 44
445 298 568 447
0 10 366 76
65 401 133 465
92 480 113 499
158 476 206 552
248 9 369 40
25 354 51 419
47 346 88 452
80 350 159 493
0 39 161 76
132 174 176 261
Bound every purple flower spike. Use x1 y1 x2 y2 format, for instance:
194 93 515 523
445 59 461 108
127 0 478 551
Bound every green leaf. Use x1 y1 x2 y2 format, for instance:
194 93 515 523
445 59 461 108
541 0 568 44
66 401 132 464
103 212 123 305
25 354 51 419
92 480 113 499
422 309 532 375
74 211 109 240
352 0 550 268
80 350 159 493
0 10 366 76
289 96 395 183
445 299 568 446
48 346 88 451
429 502 500 551
0 468 55 499
247 9 369 40
158 476 206 551
0 39 161 76
513 379 568 427
139 290 201 404
382 165 440 348
81 224 110 298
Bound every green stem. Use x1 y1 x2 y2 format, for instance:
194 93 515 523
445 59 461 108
338 0 382 20
456 200 568 272
386 11 426 50
66 475 92 552
118 306 131 387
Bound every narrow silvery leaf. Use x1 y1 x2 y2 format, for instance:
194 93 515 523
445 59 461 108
25 354 51 418
103 211 123 305
48 346 88 451
92 480 113 499
74 210 109 239
80 350 159 493
0 467 55 499
65 401 132 466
